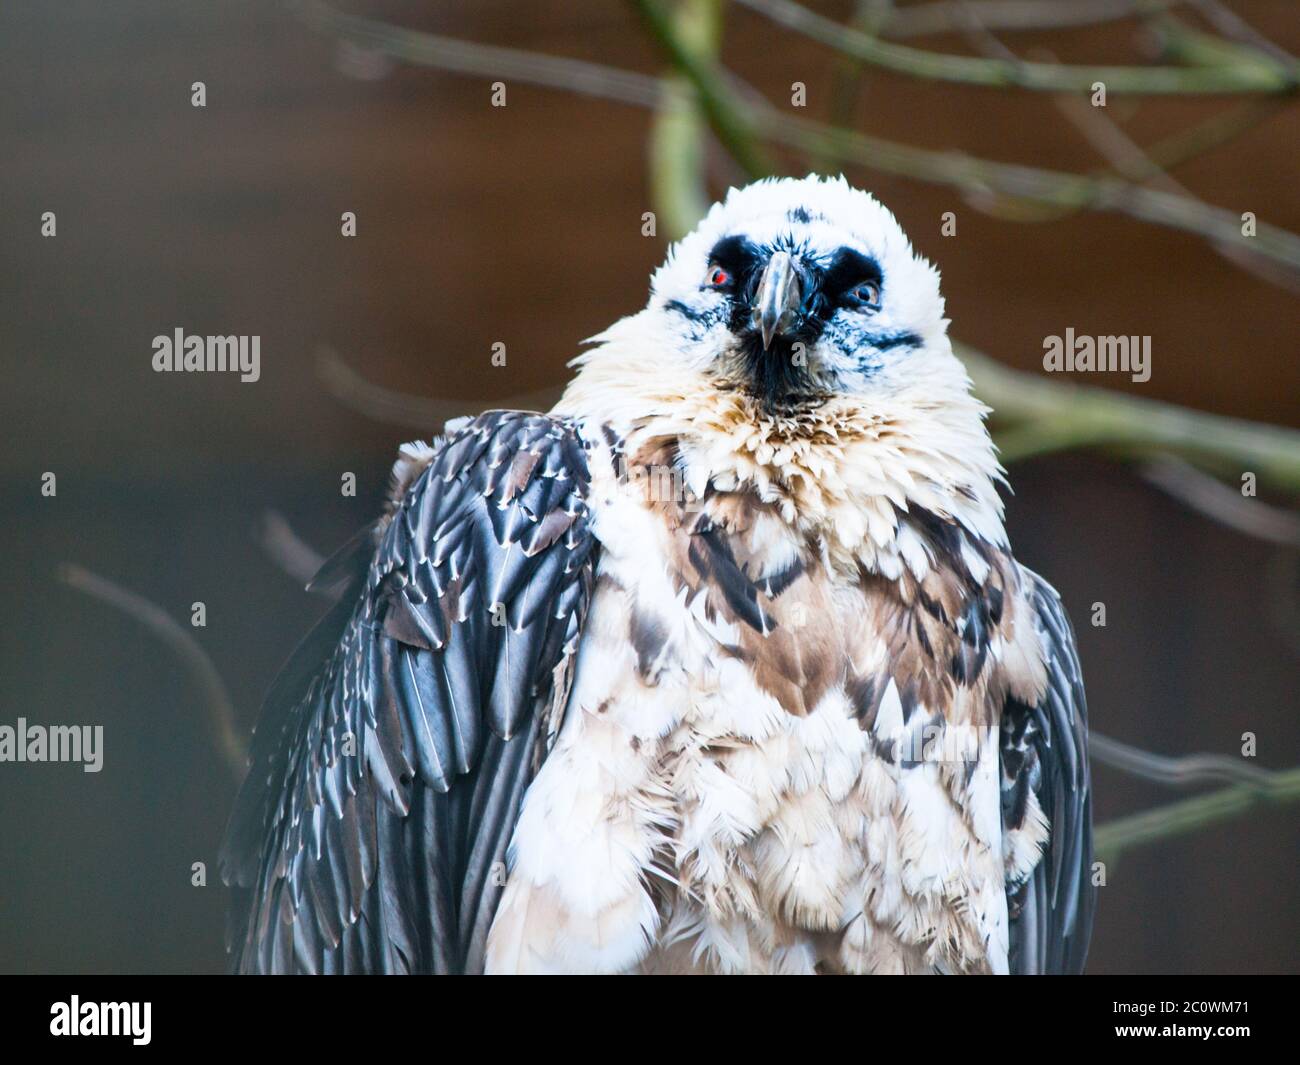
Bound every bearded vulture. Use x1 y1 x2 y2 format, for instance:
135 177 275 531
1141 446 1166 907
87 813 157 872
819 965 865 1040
221 175 1094 974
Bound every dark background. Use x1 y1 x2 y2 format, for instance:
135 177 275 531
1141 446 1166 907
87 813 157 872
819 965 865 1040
0 0 1295 973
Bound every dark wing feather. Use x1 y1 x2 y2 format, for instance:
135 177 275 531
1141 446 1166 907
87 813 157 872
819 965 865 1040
1002 570 1096 974
220 411 598 973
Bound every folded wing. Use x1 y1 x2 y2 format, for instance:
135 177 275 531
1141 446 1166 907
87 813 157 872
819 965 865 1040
1002 572 1096 974
220 411 598 973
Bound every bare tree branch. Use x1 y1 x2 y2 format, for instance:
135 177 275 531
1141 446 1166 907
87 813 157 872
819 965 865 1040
315 346 563 429
951 7 1299 289
735 0 1297 93
1186 0 1296 66
58 563 247 780
1091 731 1279 788
1094 765 1300 863
882 0 1181 38
256 510 327 587
1140 456 1300 545
292 0 664 107
956 343 1300 488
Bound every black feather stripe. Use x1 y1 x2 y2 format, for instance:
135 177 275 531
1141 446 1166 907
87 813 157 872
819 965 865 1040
688 522 775 633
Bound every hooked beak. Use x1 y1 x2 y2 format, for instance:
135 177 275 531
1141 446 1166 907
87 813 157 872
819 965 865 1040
751 251 802 350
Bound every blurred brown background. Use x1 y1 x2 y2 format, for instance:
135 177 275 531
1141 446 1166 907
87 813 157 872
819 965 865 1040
0 0 1296 974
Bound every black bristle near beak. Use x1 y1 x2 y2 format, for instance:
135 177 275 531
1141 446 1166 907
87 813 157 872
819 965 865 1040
735 252 822 409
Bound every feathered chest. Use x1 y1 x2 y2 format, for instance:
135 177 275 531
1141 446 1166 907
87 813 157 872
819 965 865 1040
488 426 1035 973
580 422 1026 725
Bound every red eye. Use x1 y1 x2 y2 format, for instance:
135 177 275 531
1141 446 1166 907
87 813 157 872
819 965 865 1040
708 267 729 287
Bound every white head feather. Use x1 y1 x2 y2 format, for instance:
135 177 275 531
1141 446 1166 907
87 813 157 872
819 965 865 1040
646 175 949 396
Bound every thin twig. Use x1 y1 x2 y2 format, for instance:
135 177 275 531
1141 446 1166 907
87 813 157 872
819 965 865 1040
1138 97 1286 175
820 0 894 171
1090 731 1279 788
1042 79 1293 285
58 563 247 779
953 9 1299 290
292 0 664 107
1187 0 1296 66
882 0 1180 38
956 343 1300 489
1094 765 1300 863
256 510 327 587
734 0 1297 93
1140 457 1300 545
894 97 1284 232
649 0 724 240
316 346 563 429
